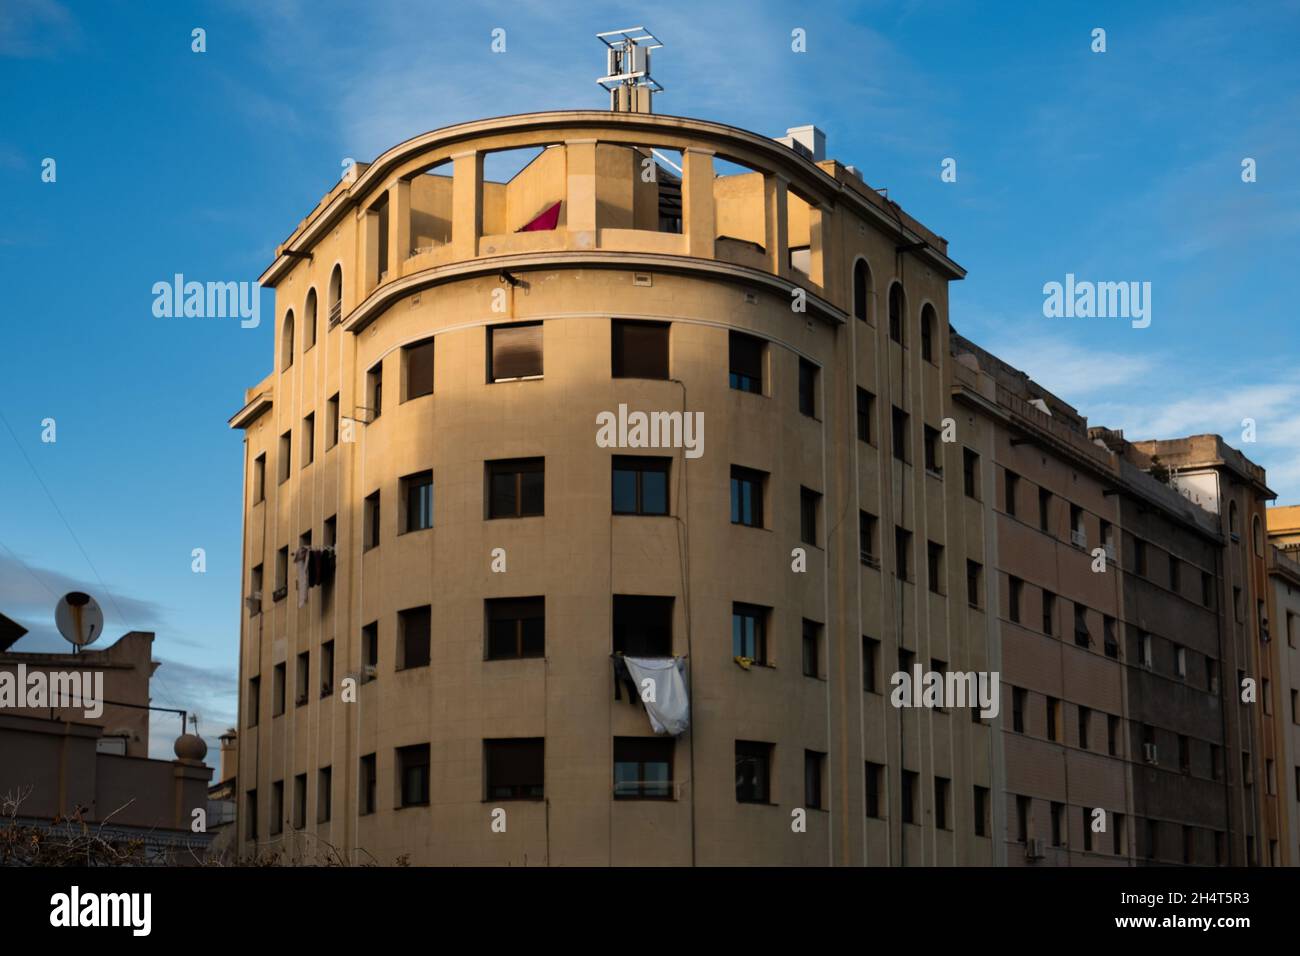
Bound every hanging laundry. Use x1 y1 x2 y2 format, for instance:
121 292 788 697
292 547 310 608
610 654 641 705
622 656 690 736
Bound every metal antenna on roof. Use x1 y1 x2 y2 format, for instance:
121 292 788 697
597 27 663 113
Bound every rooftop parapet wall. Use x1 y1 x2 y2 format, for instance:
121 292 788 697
1129 435 1273 498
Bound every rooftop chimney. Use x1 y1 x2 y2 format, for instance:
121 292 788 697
777 125 826 162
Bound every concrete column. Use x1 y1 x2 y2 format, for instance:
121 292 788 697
389 178 411 279
361 207 380 297
808 203 829 290
565 139 598 249
764 174 790 278
682 147 716 259
451 150 483 260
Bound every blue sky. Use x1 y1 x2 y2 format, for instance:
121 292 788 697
2 0 1297 760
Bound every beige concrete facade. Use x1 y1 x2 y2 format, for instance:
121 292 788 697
1267 507 1300 863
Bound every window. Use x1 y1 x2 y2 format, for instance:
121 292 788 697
859 511 878 564
488 322 542 382
801 619 821 678
401 470 434 532
1009 576 1023 624
1069 504 1084 545
1004 470 1019 517
295 651 309 706
730 466 765 528
270 781 284 835
1211 745 1223 780
321 640 334 698
359 754 376 815
1146 820 1158 860
281 311 294 371
278 431 291 483
732 603 769 664
901 770 918 824
403 337 436 398
487 458 544 518
798 358 817 418
612 319 669 379
247 675 260 727
1113 812 1125 855
485 738 545 800
293 773 307 829
327 265 343 326
274 545 289 600
923 426 941 474
613 737 673 799
249 564 263 616
1108 715 1120 755
486 597 545 660
895 527 912 581
1038 487 1052 533
1046 696 1060 741
613 456 669 516
1016 795 1030 842
1233 586 1243 622
327 394 340 449
728 331 764 394
853 259 871 322
804 751 825 809
1175 645 1187 679
1078 706 1090 750
888 283 905 343
891 406 909 462
898 648 915 677
303 288 317 352
963 448 979 499
613 595 673 657
1134 538 1147 576
974 786 990 837
362 621 378 673
272 662 286 717
934 776 950 829
253 454 265 503
862 636 880 692
1169 556 1181 593
398 605 431 670
1050 801 1064 847
363 491 381 550
1042 591 1056 636
735 741 772 803
1074 603 1090 647
920 304 936 362
865 762 884 818
397 744 430 807
366 361 383 420
800 487 820 546
317 766 332 823
1103 616 1118 658
1012 687 1026 733
1139 632 1153 668
1179 734 1191 774
966 560 982 607
323 514 336 549
927 541 943 594
856 388 874 443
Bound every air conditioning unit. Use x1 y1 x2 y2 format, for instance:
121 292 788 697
1071 529 1087 548
1025 838 1045 860
244 593 262 613
1143 743 1159 765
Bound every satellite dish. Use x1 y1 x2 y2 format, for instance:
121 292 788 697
55 591 103 649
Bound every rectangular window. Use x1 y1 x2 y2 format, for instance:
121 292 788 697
1202 571 1214 608
798 358 817 418
1069 504 1084 544
1050 801 1064 847
1134 538 1147 576
923 426 941 474
1140 632 1153 668
1012 687 1026 733
1038 487 1052 533
247 675 260 727
487 458 544 518
273 662 286 717
270 781 283 836
302 414 315 467
728 331 764 394
862 636 880 692
317 766 332 823
402 338 436 399
801 619 821 678
891 406 909 462
363 491 381 550
366 361 383 420
359 754 376 815
1104 616 1118 658
401 470 434 532
253 454 266 503
934 776 950 830
278 431 291 483
1179 734 1191 773
856 388 874 443
859 511 878 565
293 773 307 829
895 527 912 582
613 737 673 799
613 595 673 657
1042 590 1055 636
486 596 545 660
730 466 765 528
963 448 979 499
485 738 545 800
327 394 340 449
362 621 378 672
488 323 542 382
295 651 309 706
1046 696 1061 741
249 564 263 616
1009 576 1023 624
1113 813 1125 855
800 487 821 546
1169 556 1181 593
927 541 944 594
1004 470 1019 517
804 751 825 810
274 545 289 599
613 456 670 516
398 605 431 670
1176 645 1187 679
612 319 669 379
966 560 982 608
732 603 769 664
397 743 430 806
321 640 334 698
974 786 990 837
1078 705 1090 750
901 770 918 824
1016 795 1030 842
1074 603 1089 647
323 515 337 549
735 741 773 803
865 762 884 818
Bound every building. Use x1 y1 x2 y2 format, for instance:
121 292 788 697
1267 506 1300 863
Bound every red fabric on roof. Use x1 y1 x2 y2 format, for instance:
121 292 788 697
519 201 561 232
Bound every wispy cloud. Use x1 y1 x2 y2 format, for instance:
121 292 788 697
0 0 79 58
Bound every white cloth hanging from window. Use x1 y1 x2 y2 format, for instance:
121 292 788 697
622 656 690 736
